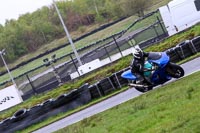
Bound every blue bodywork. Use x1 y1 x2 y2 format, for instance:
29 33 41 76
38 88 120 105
121 52 172 85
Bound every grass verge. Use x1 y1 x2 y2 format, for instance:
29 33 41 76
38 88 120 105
55 71 200 133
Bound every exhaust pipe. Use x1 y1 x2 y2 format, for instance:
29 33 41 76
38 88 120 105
128 83 149 88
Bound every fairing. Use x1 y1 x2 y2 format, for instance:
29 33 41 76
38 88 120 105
121 70 136 80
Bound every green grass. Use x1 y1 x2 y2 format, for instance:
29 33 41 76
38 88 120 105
55 71 200 133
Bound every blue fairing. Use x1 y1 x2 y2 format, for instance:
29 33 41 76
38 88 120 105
121 70 136 80
148 52 169 68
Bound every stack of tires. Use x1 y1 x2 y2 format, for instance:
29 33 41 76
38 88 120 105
0 83 91 132
166 37 200 63
89 68 129 99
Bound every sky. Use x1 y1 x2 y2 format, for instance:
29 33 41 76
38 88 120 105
0 0 53 25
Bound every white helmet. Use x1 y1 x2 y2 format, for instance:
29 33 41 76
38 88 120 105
133 47 144 60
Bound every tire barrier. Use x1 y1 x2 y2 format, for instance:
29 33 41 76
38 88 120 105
114 68 129 86
41 99 55 111
89 83 103 99
11 108 29 122
76 83 91 103
109 70 128 89
175 40 195 59
166 48 181 63
89 68 129 99
165 37 200 63
28 104 46 120
96 77 116 96
191 36 200 52
0 117 12 132
0 109 30 133
0 84 92 132
52 92 75 108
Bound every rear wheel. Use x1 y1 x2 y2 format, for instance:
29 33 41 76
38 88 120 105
166 62 185 78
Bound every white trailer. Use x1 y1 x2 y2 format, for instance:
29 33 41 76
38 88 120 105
159 0 200 36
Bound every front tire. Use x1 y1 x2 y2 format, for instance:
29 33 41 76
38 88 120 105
166 62 185 78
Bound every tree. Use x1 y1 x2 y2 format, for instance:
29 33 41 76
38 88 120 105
121 0 152 17
104 0 124 19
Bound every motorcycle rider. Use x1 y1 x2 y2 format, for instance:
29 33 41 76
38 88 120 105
131 47 149 84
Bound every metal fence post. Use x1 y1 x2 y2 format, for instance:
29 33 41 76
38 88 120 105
26 74 37 94
69 54 80 76
153 24 159 38
113 36 123 57
157 16 166 35
103 45 112 61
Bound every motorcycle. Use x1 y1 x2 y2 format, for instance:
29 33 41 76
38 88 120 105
121 52 185 92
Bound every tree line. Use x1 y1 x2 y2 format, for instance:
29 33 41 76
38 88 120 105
0 0 155 65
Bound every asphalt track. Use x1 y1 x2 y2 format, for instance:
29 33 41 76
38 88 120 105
33 57 200 133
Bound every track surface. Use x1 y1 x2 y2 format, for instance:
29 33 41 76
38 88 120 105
33 57 200 133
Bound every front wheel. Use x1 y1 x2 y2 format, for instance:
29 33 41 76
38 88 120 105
166 62 185 78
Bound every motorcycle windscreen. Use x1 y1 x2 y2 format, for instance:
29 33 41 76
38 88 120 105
121 70 137 80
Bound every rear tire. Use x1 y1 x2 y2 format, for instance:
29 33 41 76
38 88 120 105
166 62 185 78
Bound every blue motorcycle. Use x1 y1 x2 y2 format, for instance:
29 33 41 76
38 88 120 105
121 52 185 92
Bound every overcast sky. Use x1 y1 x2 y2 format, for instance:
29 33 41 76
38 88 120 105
0 0 53 25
